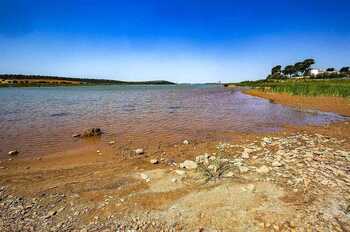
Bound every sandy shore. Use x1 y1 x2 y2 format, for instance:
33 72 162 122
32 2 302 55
245 89 350 116
1 91 350 231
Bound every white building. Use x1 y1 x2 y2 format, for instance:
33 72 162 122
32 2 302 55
309 69 324 76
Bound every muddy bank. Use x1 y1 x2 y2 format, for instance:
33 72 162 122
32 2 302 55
245 89 350 117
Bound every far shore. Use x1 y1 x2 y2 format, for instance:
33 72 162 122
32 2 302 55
0 74 176 87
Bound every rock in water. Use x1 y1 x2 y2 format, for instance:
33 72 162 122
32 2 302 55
82 128 102 137
135 148 144 155
180 160 198 170
8 150 19 156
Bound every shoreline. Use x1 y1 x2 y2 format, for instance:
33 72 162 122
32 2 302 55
244 88 350 117
1 91 350 231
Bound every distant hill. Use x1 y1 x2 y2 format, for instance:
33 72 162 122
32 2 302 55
0 74 176 86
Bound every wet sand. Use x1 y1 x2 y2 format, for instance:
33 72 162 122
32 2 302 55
1 90 350 231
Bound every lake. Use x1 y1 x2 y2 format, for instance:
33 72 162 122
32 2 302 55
0 84 346 158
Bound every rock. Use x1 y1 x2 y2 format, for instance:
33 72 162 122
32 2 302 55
207 164 217 172
135 148 144 155
224 171 234 177
183 140 190 145
195 154 210 163
241 184 256 192
108 141 115 145
179 160 198 170
256 165 270 174
239 166 249 173
44 210 57 219
8 150 19 156
175 170 186 175
82 128 102 137
241 151 250 159
140 173 150 182
150 159 158 164
72 133 81 138
272 161 283 167
262 137 272 144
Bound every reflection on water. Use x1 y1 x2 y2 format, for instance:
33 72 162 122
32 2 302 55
0 85 346 157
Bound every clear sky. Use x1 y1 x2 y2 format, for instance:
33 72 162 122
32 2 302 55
1 0 349 83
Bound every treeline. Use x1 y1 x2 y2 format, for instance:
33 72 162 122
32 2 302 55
0 74 175 85
267 59 350 80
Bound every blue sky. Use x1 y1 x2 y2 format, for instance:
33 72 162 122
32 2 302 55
0 0 349 83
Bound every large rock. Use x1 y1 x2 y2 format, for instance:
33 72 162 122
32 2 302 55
8 150 19 156
82 128 102 137
180 160 198 170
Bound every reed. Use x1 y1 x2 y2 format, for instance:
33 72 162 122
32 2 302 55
237 79 350 97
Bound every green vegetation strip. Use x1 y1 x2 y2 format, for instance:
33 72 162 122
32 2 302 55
236 79 350 97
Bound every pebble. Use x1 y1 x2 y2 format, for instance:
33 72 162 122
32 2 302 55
241 184 256 193
183 140 190 145
175 170 186 176
239 166 249 173
179 160 198 170
108 141 115 145
224 171 234 177
150 159 158 164
272 161 283 167
140 173 151 182
135 148 144 155
256 165 270 174
242 151 250 159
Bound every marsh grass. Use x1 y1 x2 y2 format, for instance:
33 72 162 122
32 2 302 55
237 79 350 97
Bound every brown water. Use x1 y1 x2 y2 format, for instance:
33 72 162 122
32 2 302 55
0 85 346 158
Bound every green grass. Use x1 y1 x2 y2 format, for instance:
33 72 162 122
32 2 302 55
236 79 350 97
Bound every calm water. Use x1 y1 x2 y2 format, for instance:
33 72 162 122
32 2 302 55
0 85 346 158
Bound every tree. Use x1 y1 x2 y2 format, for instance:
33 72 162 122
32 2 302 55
294 62 304 76
271 65 282 75
326 68 335 72
340 67 350 73
267 65 282 79
282 65 296 78
302 59 315 74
